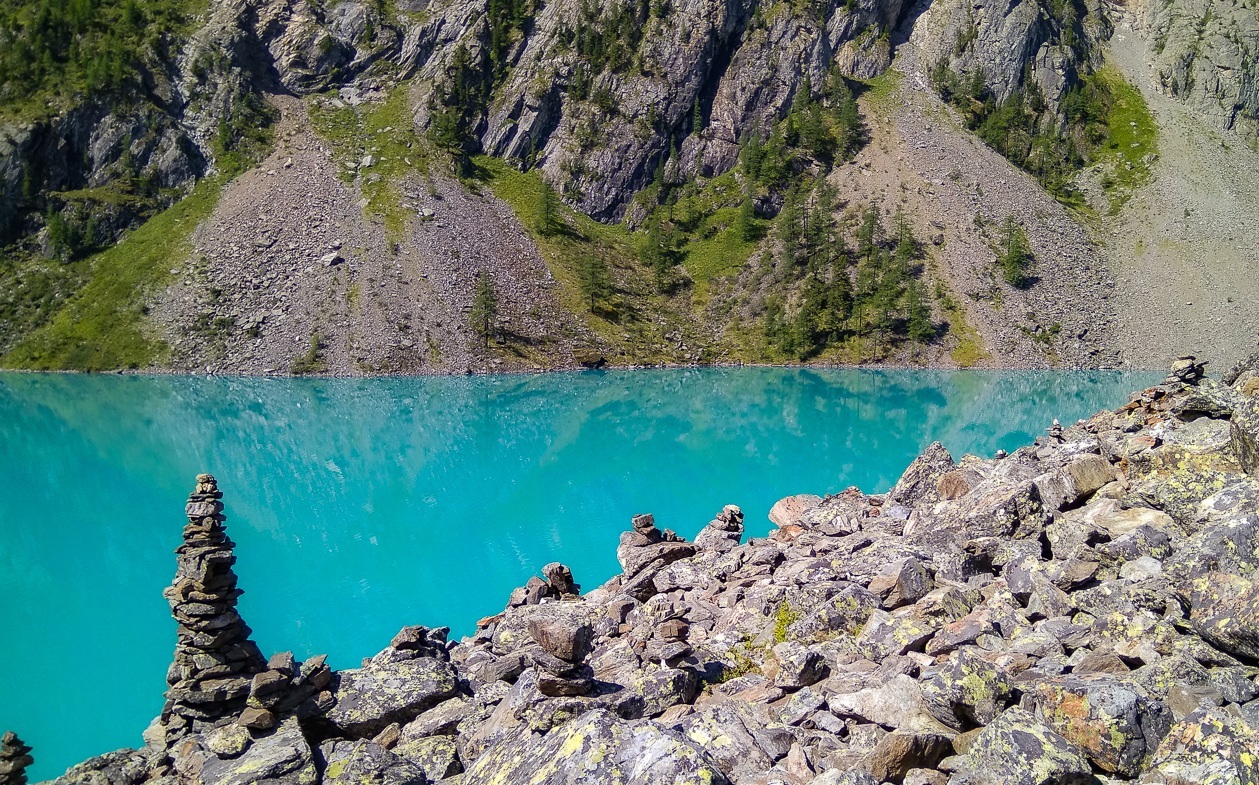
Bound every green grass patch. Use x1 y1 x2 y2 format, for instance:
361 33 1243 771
308 85 430 239
944 301 989 367
472 156 715 364
859 68 904 118
2 175 225 371
682 211 759 302
1092 65 1158 214
472 156 636 338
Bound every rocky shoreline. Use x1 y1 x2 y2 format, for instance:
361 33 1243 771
6 352 1259 785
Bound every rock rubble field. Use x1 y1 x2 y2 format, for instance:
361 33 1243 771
9 350 1259 785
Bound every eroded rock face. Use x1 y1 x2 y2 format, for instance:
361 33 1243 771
1129 0 1259 144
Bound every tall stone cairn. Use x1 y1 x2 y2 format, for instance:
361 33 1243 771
158 474 266 743
0 732 33 785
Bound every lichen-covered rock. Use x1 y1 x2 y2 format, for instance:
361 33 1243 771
324 658 459 737
1137 707 1259 784
198 720 317 785
889 442 956 507
462 708 729 784
1024 675 1172 777
855 608 940 659
1232 398 1259 476
394 735 461 781
1187 572 1259 661
317 739 425 785
922 649 1013 726
950 707 1094 785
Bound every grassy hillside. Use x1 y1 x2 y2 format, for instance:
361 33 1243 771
2 176 224 370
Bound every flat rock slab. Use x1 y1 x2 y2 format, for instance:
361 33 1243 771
325 657 458 737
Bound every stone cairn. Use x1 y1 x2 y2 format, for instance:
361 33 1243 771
0 733 32 785
158 474 267 744
526 611 596 698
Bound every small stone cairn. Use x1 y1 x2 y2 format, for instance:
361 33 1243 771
158 474 267 742
527 612 596 698
507 561 581 607
1167 354 1208 384
0 733 32 785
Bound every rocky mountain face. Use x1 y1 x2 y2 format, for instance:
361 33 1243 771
1 0 1256 373
1127 0 1259 144
18 353 1259 783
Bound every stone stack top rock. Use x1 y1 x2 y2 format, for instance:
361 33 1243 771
0 732 33 785
155 474 266 747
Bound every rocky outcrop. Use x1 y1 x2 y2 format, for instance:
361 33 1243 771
908 0 1110 111
42 356 1259 784
1127 0 1259 144
0 733 33 785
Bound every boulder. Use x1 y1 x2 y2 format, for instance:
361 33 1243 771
1232 397 1259 475
1138 707 1259 784
950 707 1093 785
317 739 426 785
769 495 822 528
922 649 1013 726
462 708 729 784
199 720 317 785
855 609 939 660
527 614 594 663
324 658 459 737
888 442 955 507
769 641 826 689
828 674 950 733
394 735 461 781
861 730 953 783
1024 675 1172 777
1187 572 1259 660
676 701 792 781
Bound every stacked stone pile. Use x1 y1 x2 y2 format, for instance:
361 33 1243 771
0 733 32 785
157 474 267 744
44 351 1259 785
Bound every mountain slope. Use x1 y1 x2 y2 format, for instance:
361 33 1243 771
1 0 1255 373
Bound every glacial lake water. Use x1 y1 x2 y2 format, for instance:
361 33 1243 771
0 368 1159 780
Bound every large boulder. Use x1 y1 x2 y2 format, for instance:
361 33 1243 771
462 708 729 784
324 658 459 737
198 721 317 785
921 648 1013 726
888 442 955 507
950 707 1093 785
1187 572 1259 660
1024 675 1172 777
675 701 793 780
1138 707 1259 784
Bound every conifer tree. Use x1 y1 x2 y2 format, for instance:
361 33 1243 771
469 270 499 348
536 179 561 236
577 254 611 312
999 215 1032 288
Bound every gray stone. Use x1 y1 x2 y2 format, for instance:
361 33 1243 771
325 658 459 737
463 708 728 784
950 707 1093 785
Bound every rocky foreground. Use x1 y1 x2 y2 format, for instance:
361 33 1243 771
10 353 1259 785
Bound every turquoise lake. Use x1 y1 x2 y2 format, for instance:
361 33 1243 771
0 368 1158 780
